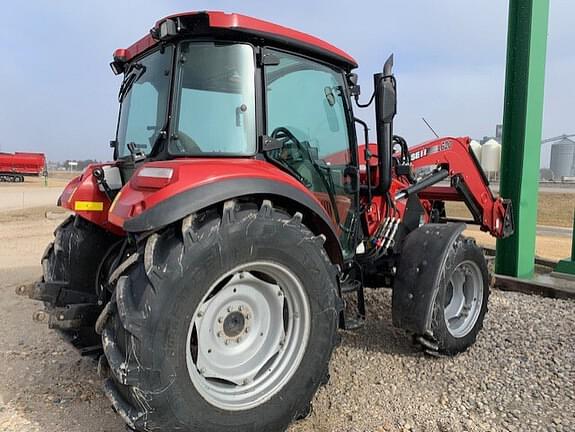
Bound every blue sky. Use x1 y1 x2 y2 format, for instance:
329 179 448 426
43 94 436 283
0 0 573 167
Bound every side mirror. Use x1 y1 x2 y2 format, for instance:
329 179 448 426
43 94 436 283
347 73 360 97
373 54 396 193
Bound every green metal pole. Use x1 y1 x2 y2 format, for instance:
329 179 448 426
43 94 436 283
572 212 575 261
572 213 575 261
495 0 549 279
554 210 575 276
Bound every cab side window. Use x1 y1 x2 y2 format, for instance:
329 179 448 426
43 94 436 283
265 52 351 164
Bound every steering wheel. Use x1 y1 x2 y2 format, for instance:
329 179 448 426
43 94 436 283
270 127 315 188
271 127 310 161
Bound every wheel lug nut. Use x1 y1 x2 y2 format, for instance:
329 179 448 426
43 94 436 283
225 340 230 345
245 327 249 334
217 331 222 338
218 316 223 323
227 306 232 313
197 310 204 317
237 337 242 343
277 290 283 296
238 305 243 312
199 368 206 375
246 313 251 320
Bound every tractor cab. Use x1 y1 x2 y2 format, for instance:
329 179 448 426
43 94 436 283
108 12 381 259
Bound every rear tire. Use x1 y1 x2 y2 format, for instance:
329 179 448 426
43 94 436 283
42 215 121 351
415 237 489 356
101 200 340 432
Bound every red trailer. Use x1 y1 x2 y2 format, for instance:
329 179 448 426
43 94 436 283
0 152 46 182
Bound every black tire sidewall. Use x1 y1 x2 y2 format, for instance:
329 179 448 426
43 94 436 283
44 216 120 349
137 210 338 431
430 239 489 354
47 215 119 292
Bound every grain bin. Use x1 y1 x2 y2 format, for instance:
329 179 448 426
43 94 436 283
481 139 501 180
550 138 575 179
470 140 482 162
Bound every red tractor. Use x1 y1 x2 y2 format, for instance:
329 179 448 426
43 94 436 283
26 11 513 432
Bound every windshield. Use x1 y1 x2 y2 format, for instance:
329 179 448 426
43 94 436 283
116 46 173 158
169 42 256 156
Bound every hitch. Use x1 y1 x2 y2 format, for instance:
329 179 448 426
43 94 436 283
18 280 98 306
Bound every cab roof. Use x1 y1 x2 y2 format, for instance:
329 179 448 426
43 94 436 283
113 11 358 70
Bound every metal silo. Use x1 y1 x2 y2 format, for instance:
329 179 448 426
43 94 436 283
481 139 501 180
470 140 482 162
550 138 575 179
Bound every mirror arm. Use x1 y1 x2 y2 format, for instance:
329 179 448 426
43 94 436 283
354 91 375 109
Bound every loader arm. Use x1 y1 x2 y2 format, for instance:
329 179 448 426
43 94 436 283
407 136 513 238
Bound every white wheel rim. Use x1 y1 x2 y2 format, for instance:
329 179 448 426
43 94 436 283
186 261 311 410
444 260 484 338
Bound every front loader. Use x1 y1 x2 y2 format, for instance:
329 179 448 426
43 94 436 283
21 11 513 432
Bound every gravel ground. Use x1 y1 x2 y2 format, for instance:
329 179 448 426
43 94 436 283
291 289 575 432
0 208 573 431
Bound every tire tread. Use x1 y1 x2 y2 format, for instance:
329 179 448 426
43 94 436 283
103 199 339 432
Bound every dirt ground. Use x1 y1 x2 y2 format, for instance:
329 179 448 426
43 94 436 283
0 172 76 189
464 226 571 262
447 191 573 261
0 174 72 212
0 207 573 432
0 208 125 432
446 192 574 228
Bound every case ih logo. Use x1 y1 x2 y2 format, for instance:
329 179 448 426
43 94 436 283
410 140 453 161
410 148 429 161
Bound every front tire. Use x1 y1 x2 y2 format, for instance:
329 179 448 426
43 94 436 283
416 237 489 355
102 200 340 432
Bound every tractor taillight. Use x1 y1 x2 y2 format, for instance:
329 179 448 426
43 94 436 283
132 167 175 190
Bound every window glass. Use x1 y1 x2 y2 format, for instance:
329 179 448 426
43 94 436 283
170 43 256 155
265 50 357 258
266 52 350 163
116 47 173 158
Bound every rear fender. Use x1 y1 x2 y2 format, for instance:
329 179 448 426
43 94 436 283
58 164 125 236
392 223 465 334
109 160 343 265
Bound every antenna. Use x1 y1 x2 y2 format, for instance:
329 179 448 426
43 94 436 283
422 117 439 138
